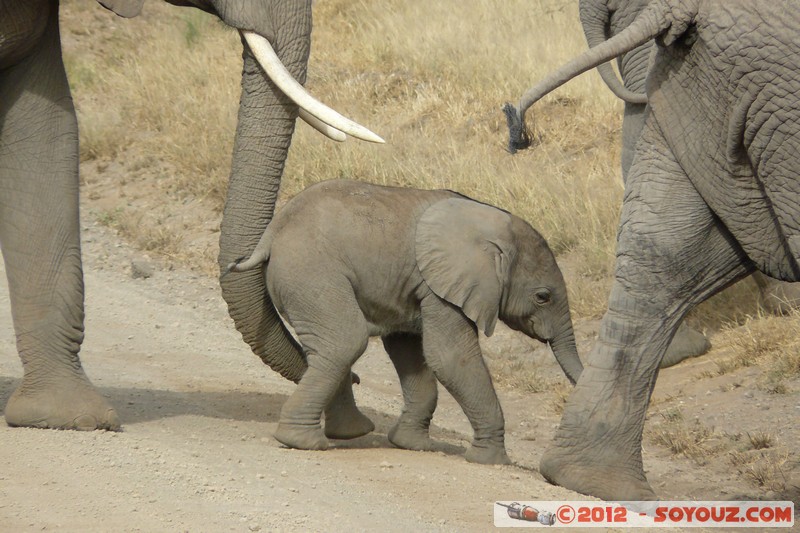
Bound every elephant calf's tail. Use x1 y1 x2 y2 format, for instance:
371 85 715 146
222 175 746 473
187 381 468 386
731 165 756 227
221 229 273 279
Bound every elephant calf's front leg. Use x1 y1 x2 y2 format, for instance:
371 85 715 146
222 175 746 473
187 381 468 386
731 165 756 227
420 295 510 464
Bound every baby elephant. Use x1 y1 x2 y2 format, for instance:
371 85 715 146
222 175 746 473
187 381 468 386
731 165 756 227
227 179 582 464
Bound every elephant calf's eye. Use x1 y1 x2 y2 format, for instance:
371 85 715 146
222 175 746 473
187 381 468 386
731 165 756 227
534 289 552 305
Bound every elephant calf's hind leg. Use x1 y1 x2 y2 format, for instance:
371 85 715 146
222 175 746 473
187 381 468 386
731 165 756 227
324 375 375 440
274 285 372 450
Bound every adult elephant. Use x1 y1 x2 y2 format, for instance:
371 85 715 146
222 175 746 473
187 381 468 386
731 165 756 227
581 0 800 327
0 0 381 431
504 0 800 500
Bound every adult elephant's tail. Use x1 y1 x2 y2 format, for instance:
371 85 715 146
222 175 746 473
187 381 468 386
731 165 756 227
503 0 686 153
578 0 648 105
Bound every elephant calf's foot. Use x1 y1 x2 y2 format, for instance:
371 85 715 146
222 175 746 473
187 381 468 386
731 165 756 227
388 422 434 451
324 409 375 440
5 381 120 431
274 422 329 450
465 442 511 465
539 446 656 501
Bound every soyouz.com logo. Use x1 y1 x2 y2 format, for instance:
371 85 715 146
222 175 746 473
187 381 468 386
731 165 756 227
493 501 794 528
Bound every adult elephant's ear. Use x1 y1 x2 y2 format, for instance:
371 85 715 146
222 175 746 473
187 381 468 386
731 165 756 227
97 0 144 18
416 198 517 337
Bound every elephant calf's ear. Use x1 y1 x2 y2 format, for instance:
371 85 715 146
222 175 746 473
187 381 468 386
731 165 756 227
97 0 144 18
416 198 516 337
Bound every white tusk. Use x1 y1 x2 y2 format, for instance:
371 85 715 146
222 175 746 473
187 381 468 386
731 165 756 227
242 31 385 144
298 109 347 142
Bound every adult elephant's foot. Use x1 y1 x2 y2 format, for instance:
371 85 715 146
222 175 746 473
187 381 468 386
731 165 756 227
464 441 511 465
539 444 656 501
322 375 374 440
274 422 329 450
5 377 119 431
660 322 711 368
388 421 434 451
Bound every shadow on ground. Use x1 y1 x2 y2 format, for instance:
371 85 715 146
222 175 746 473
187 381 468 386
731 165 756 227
0 376 467 457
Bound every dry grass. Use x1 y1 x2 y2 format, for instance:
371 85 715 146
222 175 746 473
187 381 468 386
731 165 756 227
97 208 185 258
747 431 776 451
647 406 792 490
486 358 557 394
647 409 720 463
481 333 573 402
650 423 715 460
64 4 240 204
729 450 790 491
549 382 572 415
700 312 800 390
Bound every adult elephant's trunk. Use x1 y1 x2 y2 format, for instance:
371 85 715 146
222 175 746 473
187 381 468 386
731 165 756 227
579 0 647 104
217 21 311 382
214 2 382 382
547 307 583 385
503 0 673 153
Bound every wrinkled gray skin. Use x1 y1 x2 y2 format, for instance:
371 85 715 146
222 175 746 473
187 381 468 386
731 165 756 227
579 0 651 181
507 0 800 500
226 180 583 464
580 0 800 343
580 0 711 369
0 0 368 431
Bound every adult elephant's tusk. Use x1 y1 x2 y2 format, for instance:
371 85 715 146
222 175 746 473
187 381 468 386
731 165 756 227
242 31 385 144
298 109 347 142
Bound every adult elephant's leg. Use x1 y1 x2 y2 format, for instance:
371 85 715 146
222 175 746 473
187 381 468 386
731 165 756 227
619 101 647 182
624 105 712 370
420 295 509 465
539 118 753 500
659 322 711 368
0 8 118 430
753 272 800 315
274 277 373 450
382 333 438 451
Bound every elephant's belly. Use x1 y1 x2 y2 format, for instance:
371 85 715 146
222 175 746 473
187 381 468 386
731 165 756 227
0 0 49 70
354 276 424 337
365 318 421 337
360 297 422 337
